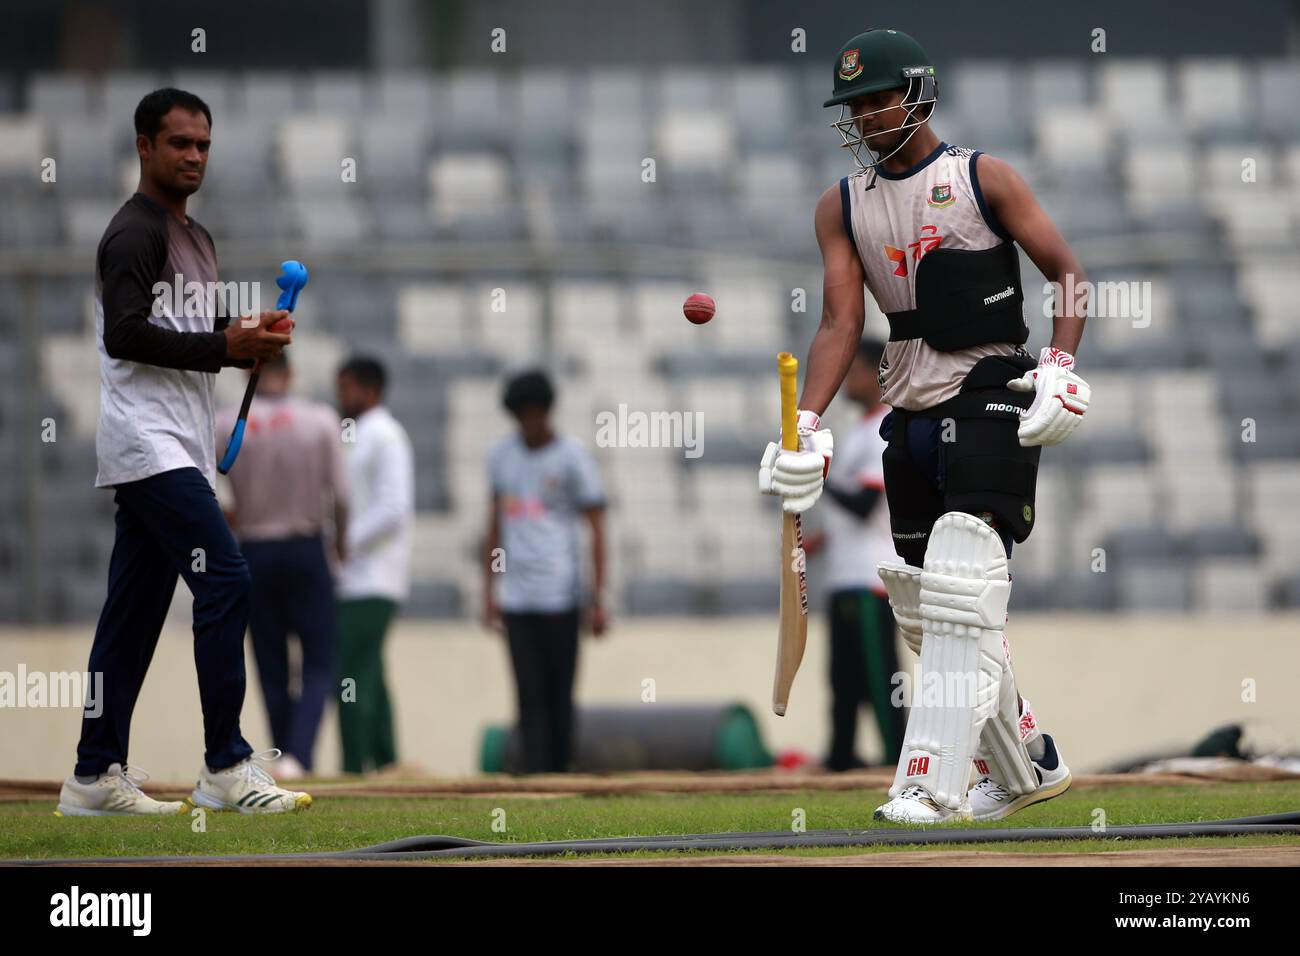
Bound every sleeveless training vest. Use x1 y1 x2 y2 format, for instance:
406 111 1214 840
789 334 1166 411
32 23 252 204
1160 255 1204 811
842 141 1029 410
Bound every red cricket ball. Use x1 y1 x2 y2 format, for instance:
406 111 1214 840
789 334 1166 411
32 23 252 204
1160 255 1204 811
683 292 715 325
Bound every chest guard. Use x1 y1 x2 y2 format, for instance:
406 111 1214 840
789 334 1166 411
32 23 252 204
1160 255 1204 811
885 241 1029 352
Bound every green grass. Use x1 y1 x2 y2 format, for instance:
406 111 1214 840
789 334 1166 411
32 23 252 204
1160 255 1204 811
4 781 1299 861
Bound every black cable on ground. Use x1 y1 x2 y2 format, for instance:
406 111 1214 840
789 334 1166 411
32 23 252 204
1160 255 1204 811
8 810 1300 865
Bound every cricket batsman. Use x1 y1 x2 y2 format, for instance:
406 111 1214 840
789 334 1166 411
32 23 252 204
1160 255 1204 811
760 29 1090 823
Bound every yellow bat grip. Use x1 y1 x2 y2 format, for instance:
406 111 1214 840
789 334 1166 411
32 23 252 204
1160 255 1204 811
778 352 799 452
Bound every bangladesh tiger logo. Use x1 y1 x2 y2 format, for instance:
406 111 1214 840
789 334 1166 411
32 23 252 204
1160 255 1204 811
839 49 862 81
927 182 955 208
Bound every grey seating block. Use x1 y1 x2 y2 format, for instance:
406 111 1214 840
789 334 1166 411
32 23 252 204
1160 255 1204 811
1117 559 1191 610
1182 527 1259 558
1106 527 1178 562
623 579 705 615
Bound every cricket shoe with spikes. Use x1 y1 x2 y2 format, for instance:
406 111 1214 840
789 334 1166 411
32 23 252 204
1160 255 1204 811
56 763 187 817
874 785 973 824
190 749 313 814
968 733 1072 821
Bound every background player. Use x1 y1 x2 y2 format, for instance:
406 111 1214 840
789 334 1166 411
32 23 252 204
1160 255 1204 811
761 29 1091 823
484 369 608 774
804 338 905 771
334 356 414 775
217 353 350 780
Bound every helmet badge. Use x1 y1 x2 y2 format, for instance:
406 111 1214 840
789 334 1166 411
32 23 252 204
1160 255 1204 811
838 49 862 81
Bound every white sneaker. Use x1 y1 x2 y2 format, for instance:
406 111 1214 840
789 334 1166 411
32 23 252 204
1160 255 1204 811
969 734 1072 821
56 763 187 817
874 785 973 824
190 749 313 814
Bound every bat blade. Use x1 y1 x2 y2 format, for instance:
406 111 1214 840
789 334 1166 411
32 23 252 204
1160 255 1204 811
771 351 808 716
773 510 809 716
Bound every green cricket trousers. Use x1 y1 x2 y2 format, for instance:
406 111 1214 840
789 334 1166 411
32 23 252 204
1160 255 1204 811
338 597 398 774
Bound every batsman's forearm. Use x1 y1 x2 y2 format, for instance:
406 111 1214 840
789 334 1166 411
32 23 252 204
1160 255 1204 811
1045 261 1088 356
1049 313 1087 357
799 315 861 416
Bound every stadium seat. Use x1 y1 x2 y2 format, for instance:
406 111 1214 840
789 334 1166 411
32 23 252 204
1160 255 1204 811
237 72 303 116
1048 571 1116 611
27 73 93 114
397 283 471 355
61 200 122 246
948 61 1029 151
308 72 369 114
1027 62 1089 114
0 118 47 189
171 71 237 117
1194 559 1268 612
1257 61 1300 138
1035 108 1111 177
279 116 352 194
50 119 123 197
102 73 164 131
198 117 275 199
1097 59 1169 130
727 68 796 153
657 69 719 112
1177 60 1248 132
1118 559 1192 610
441 69 505 149
376 72 439 116
655 108 736 180
292 197 371 245
585 68 651 124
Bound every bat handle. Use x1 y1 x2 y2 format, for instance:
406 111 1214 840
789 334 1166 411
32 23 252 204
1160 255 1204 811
778 353 799 452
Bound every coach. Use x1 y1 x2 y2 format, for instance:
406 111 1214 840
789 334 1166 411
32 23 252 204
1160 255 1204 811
59 89 306 817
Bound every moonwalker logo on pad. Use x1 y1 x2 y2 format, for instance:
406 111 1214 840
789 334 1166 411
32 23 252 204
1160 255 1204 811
839 49 862 80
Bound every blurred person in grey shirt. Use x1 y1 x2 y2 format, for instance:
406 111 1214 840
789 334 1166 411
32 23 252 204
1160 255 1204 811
483 369 607 774
217 353 349 779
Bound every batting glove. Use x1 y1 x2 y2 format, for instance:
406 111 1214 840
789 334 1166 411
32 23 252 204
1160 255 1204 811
1007 347 1091 447
759 410 835 514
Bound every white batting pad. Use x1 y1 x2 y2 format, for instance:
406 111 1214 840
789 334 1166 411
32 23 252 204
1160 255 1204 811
888 512 1016 810
972 647 1039 797
878 561 923 655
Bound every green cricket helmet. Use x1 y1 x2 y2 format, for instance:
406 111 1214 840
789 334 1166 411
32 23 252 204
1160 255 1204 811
825 29 938 172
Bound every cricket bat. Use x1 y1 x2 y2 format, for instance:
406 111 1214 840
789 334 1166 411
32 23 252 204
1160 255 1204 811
772 352 809 716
